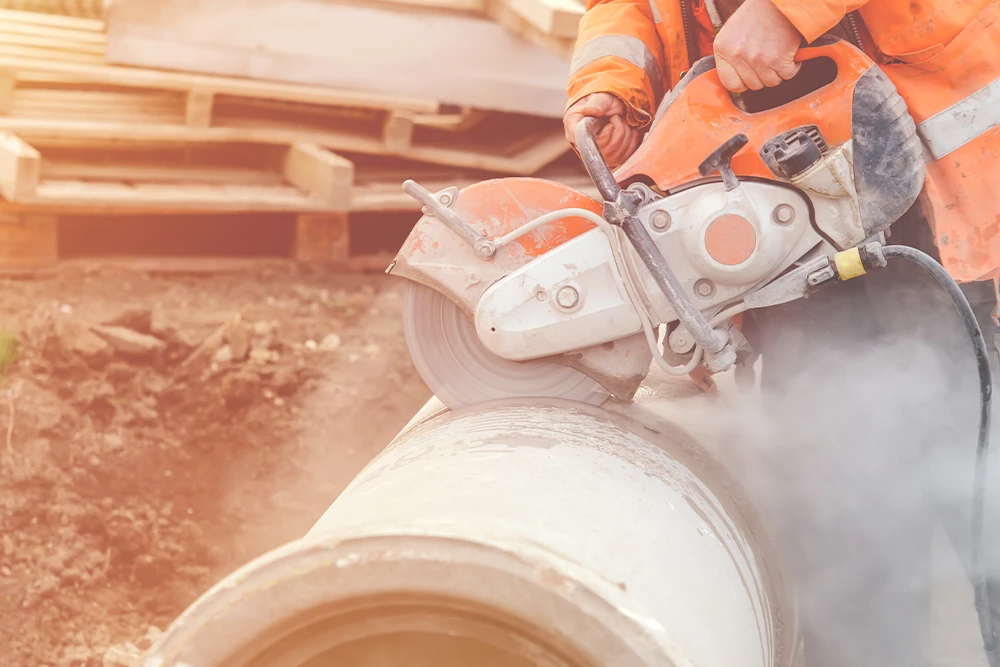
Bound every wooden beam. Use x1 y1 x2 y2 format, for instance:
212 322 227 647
0 132 39 201
103 0 568 118
0 117 570 176
382 112 414 154
282 143 354 210
0 55 440 114
294 213 349 263
0 71 15 114
0 212 56 267
184 88 214 127
503 0 583 38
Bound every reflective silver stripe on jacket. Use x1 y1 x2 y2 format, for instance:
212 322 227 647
570 34 664 102
703 0 723 29
647 0 662 23
918 76 1000 161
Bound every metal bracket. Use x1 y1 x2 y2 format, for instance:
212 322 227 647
403 180 496 259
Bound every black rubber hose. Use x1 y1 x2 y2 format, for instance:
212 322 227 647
881 244 998 665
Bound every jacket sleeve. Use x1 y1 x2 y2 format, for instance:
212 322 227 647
566 0 668 130
769 0 869 43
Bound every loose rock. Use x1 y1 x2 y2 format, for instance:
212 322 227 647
89 325 166 360
224 323 251 361
213 345 234 364
318 333 342 352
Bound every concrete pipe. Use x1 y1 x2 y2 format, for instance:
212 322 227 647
142 386 794 667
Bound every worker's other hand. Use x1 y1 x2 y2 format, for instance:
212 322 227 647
713 0 803 94
564 93 642 168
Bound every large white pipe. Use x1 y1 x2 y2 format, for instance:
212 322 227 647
142 384 794 667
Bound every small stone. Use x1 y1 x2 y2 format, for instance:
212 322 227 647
1 566 11 576
363 343 381 356
273 397 285 407
89 325 166 359
304 339 318 351
252 321 273 336
262 388 275 399
249 349 272 364
104 434 124 450
224 323 251 361
212 345 234 364
348 353 360 363
87 454 101 467
318 333 342 352
106 306 153 334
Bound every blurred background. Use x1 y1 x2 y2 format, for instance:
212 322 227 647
0 1 589 664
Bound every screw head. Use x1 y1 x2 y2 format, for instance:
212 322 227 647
475 240 496 259
694 279 716 299
555 285 580 310
438 192 453 206
772 204 795 225
650 210 672 231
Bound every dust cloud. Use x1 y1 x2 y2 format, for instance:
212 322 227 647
653 299 997 665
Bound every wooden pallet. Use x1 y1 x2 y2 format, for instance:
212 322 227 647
0 145 597 269
0 7 572 174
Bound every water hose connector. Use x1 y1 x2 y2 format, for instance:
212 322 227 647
833 242 888 281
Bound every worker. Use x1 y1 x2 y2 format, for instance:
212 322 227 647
562 1 1000 666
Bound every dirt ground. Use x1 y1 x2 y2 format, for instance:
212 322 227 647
0 263 431 666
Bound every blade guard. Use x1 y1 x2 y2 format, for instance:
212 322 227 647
388 177 654 401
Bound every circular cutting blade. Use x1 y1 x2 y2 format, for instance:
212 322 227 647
401 282 610 410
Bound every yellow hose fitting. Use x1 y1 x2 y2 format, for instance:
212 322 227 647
834 247 867 281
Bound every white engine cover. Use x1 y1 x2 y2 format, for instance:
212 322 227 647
473 180 828 363
475 229 643 361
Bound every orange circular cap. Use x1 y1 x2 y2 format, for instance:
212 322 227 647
704 214 756 266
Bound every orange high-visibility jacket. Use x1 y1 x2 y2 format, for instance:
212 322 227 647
568 0 1000 282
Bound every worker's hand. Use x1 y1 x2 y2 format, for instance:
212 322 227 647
564 93 642 168
713 0 803 94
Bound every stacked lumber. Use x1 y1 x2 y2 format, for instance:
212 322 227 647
0 3 594 269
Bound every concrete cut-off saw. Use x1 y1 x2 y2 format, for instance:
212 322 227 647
389 37 929 406
387 36 1000 663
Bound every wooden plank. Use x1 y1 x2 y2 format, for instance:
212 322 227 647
0 132 38 200
104 0 568 118
0 43 105 64
185 89 213 127
0 211 56 267
382 112 414 154
503 0 583 38
0 71 14 114
0 28 106 55
0 56 441 114
0 8 105 32
0 18 107 45
28 180 330 212
294 213 349 263
40 161 285 185
282 143 353 210
0 117 570 175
